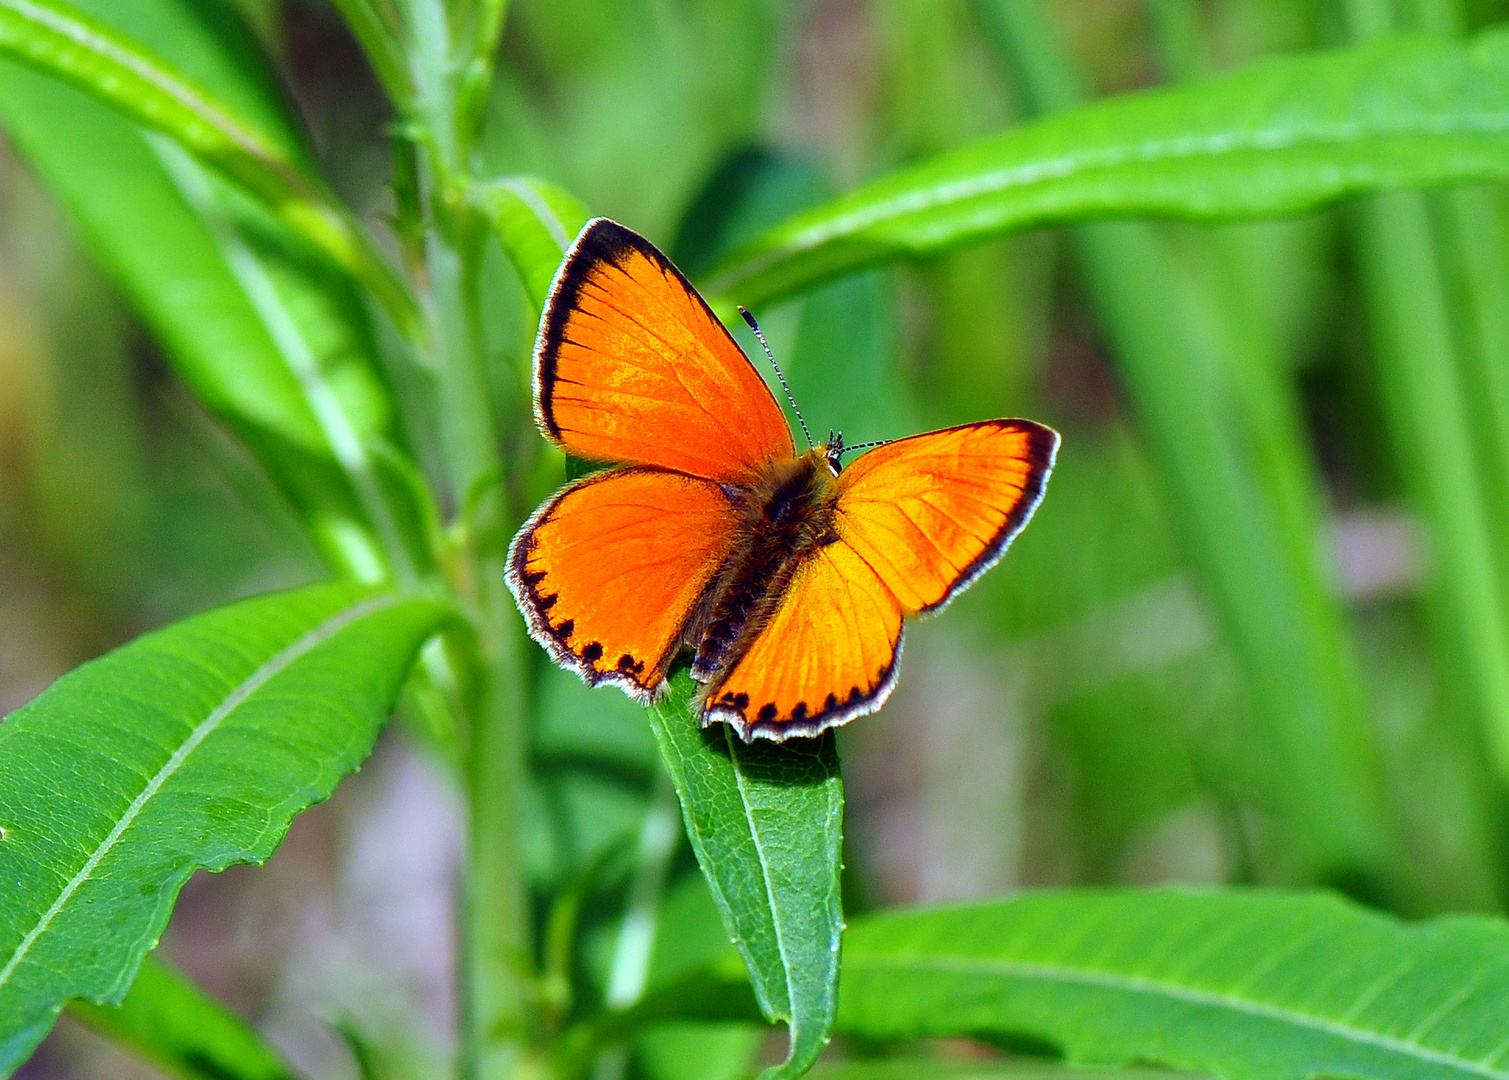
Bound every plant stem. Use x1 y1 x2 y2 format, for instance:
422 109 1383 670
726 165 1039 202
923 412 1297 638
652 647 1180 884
463 564 535 1080
592 768 682 1080
1342 0 1509 903
430 170 535 1080
400 0 533 1071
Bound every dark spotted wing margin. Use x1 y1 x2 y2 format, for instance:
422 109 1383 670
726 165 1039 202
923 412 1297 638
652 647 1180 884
507 465 740 700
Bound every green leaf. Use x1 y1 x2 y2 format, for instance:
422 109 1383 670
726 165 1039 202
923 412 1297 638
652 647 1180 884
0 582 453 1069
477 176 592 312
0 0 415 333
840 889 1509 1080
707 28 1509 307
645 672 844 1080
812 1066 1190 1080
68 955 297 1080
0 30 432 581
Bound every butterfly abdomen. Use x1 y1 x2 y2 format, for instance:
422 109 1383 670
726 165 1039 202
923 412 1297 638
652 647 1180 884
689 451 840 683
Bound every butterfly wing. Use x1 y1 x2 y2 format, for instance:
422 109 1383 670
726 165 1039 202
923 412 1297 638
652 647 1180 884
702 539 904 741
834 419 1059 615
507 466 739 700
535 218 795 482
700 419 1057 741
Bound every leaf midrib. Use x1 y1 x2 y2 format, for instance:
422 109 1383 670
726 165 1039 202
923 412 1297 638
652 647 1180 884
844 953 1509 1080
498 178 573 250
0 592 400 994
0 0 284 162
726 725 797 1024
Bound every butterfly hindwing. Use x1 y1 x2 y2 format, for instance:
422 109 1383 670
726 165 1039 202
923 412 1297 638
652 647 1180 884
834 420 1059 616
702 539 904 740
535 219 795 482
507 466 740 701
700 420 1056 740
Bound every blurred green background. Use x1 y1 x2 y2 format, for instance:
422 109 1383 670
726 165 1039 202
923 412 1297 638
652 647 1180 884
9 0 1509 1076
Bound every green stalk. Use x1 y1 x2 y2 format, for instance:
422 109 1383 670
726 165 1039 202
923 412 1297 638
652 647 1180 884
329 0 413 107
593 769 682 1080
435 162 534 1080
455 0 512 155
1345 0 1509 856
400 0 532 1073
1435 186 1509 589
975 0 1392 890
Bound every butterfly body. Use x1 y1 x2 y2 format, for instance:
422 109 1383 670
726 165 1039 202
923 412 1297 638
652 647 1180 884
690 445 842 684
507 218 1059 741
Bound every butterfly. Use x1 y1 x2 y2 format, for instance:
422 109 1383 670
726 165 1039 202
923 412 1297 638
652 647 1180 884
506 218 1059 741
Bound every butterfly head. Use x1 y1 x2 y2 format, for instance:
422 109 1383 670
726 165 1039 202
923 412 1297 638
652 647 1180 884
818 431 890 477
822 430 846 477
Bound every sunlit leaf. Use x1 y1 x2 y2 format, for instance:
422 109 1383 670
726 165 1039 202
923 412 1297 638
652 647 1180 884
709 28 1509 306
812 1066 1191 1080
0 0 415 331
0 9 433 580
0 583 453 1068
477 176 591 312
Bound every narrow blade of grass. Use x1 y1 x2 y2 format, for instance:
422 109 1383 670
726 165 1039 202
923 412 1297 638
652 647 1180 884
977 0 1392 890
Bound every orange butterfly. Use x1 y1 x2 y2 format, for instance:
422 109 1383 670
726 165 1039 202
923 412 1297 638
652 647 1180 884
507 219 1059 741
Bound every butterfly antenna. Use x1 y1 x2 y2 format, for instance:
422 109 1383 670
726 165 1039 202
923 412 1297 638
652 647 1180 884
739 306 814 451
837 438 892 457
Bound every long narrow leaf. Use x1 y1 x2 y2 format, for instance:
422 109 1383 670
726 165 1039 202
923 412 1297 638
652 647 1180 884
1340 0 1509 797
477 176 591 312
708 27 1509 307
645 673 843 1080
976 0 1390 888
814 1067 1190 1080
0 50 432 581
840 889 1509 1080
0 583 453 1068
69 955 298 1080
0 0 416 333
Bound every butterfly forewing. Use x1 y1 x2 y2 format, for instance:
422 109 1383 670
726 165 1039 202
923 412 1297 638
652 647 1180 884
507 466 740 701
535 219 795 482
834 420 1059 616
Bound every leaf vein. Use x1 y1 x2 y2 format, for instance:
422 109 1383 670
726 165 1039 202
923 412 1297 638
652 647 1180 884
0 592 401 994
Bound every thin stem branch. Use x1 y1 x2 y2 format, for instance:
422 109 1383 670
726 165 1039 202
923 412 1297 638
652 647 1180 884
455 0 511 156
400 0 534 1073
591 768 682 1080
329 0 414 107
